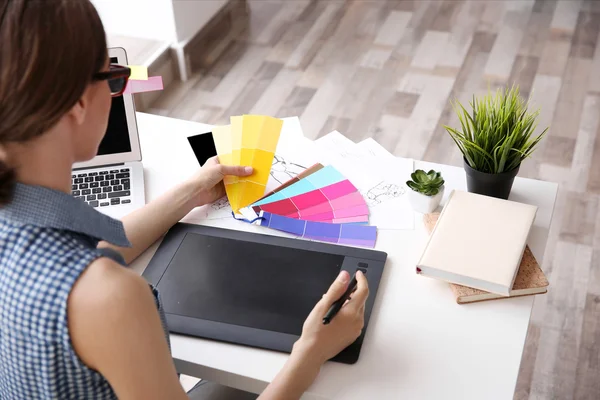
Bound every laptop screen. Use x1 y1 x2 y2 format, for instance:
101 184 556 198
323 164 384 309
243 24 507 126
97 57 132 156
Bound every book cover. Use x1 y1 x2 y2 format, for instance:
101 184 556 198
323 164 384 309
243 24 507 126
417 190 538 296
424 213 549 304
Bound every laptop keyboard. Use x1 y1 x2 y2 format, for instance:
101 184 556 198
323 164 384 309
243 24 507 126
72 168 131 208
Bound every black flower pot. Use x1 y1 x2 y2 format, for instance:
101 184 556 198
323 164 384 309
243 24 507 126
463 158 519 200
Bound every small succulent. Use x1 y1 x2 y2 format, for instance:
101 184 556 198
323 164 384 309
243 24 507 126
406 170 445 196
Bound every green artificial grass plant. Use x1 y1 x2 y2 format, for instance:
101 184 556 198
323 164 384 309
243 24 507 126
444 85 548 174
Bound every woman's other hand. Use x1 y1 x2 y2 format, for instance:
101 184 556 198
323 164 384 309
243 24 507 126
189 156 252 207
257 270 369 400
294 270 369 365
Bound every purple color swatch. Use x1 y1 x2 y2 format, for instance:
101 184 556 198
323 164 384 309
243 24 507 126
259 212 377 248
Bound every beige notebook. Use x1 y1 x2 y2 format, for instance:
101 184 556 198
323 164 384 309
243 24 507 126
424 213 549 304
417 190 538 296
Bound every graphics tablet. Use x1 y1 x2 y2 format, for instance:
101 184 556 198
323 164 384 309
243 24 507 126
142 223 387 364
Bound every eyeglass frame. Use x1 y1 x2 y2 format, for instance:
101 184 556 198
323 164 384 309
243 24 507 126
93 64 131 97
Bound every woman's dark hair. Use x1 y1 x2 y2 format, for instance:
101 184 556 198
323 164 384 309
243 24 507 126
0 0 107 205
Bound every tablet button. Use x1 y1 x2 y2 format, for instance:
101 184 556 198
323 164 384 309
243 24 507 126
358 262 369 269
357 267 367 275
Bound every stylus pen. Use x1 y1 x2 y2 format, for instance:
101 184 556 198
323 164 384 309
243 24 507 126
322 274 358 325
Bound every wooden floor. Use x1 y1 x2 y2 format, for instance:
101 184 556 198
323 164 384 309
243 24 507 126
149 1 600 398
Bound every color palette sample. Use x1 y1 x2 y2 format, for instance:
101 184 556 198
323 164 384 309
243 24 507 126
296 191 367 219
255 179 368 219
213 115 283 212
255 163 324 203
253 165 345 207
123 76 163 94
212 125 239 209
260 212 377 248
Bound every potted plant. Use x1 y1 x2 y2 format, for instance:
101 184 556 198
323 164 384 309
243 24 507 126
407 170 445 213
444 85 548 199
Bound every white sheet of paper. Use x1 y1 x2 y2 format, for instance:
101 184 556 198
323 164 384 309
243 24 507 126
357 138 395 159
315 131 415 230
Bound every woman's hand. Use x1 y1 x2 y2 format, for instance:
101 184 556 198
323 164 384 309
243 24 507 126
188 156 253 208
258 271 369 400
294 270 369 365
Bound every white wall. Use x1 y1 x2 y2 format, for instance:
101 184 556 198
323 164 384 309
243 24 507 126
91 0 177 42
172 0 228 44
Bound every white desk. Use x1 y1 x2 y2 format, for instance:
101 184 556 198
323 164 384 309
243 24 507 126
130 112 558 400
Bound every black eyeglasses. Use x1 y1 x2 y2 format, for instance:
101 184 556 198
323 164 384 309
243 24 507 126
93 64 131 97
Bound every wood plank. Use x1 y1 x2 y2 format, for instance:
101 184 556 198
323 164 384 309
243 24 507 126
484 6 534 81
507 55 540 99
167 87 218 121
383 92 420 118
394 73 456 159
299 64 356 139
570 11 600 58
296 2 367 88
538 38 572 76
574 294 600 399
242 1 282 43
559 192 598 246
253 1 311 45
518 2 555 57
331 67 381 120
195 40 247 85
588 206 600 296
551 0 583 33
218 61 283 119
477 0 507 33
540 136 576 167
589 23 600 93
149 73 202 116
360 10 412 70
374 10 413 46
353 0 389 41
424 37 489 166
570 95 600 193
582 0 600 12
530 241 592 399
250 67 302 117
374 115 410 154
529 74 562 140
276 86 317 120
429 0 463 32
410 30 450 69
588 105 600 192
438 1 486 69
265 1 324 64
285 2 344 69
546 58 592 141
344 58 409 142
203 45 270 108
530 189 568 326
360 47 395 70
318 116 352 138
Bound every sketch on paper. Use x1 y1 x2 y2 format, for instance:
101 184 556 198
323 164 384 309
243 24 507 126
270 154 307 184
363 182 406 207
211 197 230 211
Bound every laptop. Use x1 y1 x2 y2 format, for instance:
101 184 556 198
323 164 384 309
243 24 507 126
71 47 145 219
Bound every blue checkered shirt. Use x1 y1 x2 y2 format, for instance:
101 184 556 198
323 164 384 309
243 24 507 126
0 183 169 399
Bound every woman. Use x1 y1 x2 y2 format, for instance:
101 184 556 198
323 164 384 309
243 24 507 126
0 1 368 399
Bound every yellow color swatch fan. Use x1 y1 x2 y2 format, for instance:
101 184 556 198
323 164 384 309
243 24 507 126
212 115 283 213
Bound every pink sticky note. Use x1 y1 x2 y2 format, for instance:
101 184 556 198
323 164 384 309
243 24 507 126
123 76 163 94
